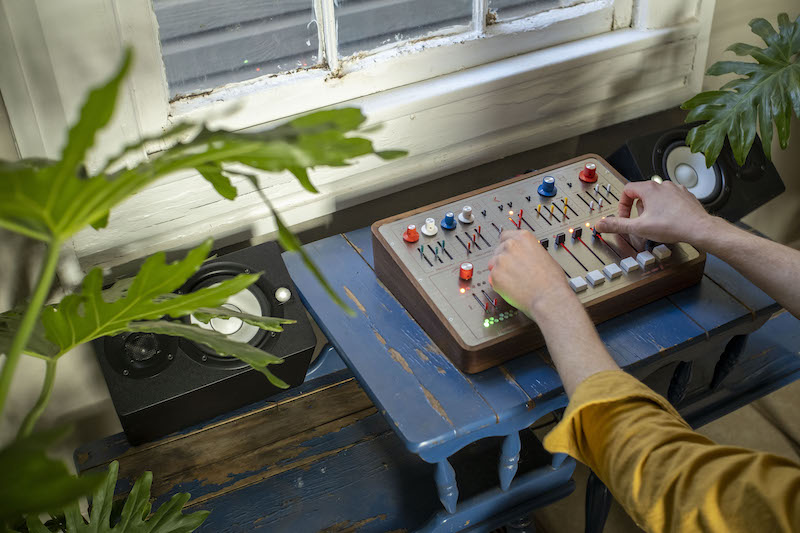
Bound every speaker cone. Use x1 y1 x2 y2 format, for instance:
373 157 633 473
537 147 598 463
656 139 725 208
662 142 725 205
178 261 281 368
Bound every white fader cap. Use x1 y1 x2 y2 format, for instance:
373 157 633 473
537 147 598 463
458 206 474 224
421 217 439 236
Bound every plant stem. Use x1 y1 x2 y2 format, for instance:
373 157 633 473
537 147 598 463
0 241 61 429
17 359 57 438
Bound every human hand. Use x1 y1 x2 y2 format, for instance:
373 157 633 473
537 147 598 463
594 180 715 245
488 230 575 320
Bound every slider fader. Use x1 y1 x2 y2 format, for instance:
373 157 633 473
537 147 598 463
371 155 706 373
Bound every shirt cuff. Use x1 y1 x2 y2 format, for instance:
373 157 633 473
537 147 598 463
543 370 688 459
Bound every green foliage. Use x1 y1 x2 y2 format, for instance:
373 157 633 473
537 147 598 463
40 240 253 356
0 53 404 245
126 321 288 388
682 13 800 166
0 46 406 529
0 427 105 523
24 461 209 533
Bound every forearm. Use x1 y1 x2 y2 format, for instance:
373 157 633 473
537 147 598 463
544 371 800 533
531 295 619 397
694 218 800 318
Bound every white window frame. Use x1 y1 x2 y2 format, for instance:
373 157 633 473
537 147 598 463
0 0 715 271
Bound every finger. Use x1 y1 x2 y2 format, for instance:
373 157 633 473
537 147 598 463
618 182 655 218
500 229 521 243
488 255 496 270
595 215 638 235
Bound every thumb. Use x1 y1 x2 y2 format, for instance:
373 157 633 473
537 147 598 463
596 216 638 235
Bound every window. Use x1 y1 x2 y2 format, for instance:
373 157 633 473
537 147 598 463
154 0 597 99
1 0 714 271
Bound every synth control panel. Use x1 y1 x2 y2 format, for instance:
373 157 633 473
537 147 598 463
371 155 705 373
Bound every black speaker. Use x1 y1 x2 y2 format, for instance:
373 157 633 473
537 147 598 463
94 241 316 444
607 122 785 221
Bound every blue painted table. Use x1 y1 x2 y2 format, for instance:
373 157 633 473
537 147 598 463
74 226 800 532
283 225 795 531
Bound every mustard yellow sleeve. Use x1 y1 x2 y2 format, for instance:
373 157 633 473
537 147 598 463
543 370 800 532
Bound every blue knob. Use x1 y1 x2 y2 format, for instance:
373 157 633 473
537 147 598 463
538 176 557 197
441 211 457 230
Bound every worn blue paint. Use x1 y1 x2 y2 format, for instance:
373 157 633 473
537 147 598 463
499 431 522 491
419 458 576 533
284 226 780 516
74 368 354 472
76 221 797 532
304 343 349 382
436 459 459 513
681 311 800 428
702 254 780 316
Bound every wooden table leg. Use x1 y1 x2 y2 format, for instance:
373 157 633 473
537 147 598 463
435 459 459 514
499 431 522 491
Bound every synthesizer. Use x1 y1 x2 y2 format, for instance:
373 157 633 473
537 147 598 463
371 155 705 373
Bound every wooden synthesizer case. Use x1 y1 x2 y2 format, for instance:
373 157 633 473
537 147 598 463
371 155 706 373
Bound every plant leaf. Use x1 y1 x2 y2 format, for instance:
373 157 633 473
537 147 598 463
31 461 210 532
0 307 59 359
127 321 288 388
681 13 800 166
40 240 259 357
0 427 105 521
229 172 355 316
55 50 132 187
375 150 408 160
196 163 237 200
191 306 295 332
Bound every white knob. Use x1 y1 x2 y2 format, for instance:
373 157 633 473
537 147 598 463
420 217 438 236
458 205 474 224
275 287 292 303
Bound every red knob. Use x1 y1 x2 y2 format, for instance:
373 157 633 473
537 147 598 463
579 162 598 183
403 224 419 243
459 262 473 281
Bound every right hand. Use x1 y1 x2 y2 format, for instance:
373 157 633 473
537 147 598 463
595 180 714 245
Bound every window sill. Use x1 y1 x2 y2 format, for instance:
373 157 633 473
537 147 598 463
71 19 711 271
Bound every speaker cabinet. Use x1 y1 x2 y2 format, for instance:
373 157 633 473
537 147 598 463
608 123 785 222
94 241 316 444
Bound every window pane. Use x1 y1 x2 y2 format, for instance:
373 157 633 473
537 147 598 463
154 0 320 98
336 0 472 59
489 0 587 21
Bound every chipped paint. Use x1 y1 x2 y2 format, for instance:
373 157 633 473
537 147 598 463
389 348 413 374
436 367 446 375
373 329 387 345
499 366 516 385
424 343 443 355
343 286 367 314
320 513 388 532
415 348 430 362
420 385 453 425
341 233 365 256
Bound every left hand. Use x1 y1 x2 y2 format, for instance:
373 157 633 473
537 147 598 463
488 230 575 320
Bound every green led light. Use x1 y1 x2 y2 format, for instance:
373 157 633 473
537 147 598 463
484 323 490 328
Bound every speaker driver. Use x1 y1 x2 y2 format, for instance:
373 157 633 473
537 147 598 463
178 261 280 369
662 142 725 205
103 331 177 379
